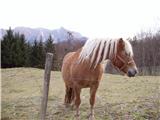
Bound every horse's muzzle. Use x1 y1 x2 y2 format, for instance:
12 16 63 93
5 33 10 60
127 68 138 77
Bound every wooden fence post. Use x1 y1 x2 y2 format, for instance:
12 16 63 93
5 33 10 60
40 53 53 120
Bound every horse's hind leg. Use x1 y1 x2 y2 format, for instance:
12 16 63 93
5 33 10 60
88 84 99 120
74 87 81 120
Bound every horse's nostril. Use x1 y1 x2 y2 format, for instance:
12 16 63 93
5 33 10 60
128 69 137 77
128 70 133 77
135 70 137 74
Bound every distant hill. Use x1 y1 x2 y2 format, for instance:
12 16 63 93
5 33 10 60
0 27 87 43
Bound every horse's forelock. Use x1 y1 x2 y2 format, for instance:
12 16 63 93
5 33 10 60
123 39 133 57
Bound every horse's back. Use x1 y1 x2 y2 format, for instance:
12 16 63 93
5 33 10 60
61 49 81 85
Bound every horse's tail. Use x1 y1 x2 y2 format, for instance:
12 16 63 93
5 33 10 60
64 86 74 105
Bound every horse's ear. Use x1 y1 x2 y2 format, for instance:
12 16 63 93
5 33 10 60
119 38 123 43
118 38 125 50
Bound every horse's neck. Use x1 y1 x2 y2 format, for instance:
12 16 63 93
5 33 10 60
77 45 112 69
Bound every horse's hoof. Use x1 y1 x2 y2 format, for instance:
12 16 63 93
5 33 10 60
64 103 70 108
88 114 95 120
74 114 80 120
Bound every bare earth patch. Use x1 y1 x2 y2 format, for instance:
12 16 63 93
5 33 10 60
1 68 160 120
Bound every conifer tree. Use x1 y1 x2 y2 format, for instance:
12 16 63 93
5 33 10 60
1 28 15 67
37 39 45 68
25 42 32 67
1 28 27 67
45 35 59 70
31 39 39 67
13 33 26 67
45 35 54 53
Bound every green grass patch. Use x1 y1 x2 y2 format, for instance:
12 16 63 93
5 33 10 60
1 68 160 120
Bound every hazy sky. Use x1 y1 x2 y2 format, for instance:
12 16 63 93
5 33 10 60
0 0 160 38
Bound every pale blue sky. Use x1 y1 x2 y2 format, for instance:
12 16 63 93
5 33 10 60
0 0 160 38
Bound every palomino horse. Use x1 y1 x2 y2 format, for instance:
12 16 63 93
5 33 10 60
62 38 138 120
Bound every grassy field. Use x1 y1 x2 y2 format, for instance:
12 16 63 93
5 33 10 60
1 68 160 120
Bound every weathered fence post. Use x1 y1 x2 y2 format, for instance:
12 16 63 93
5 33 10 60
40 53 53 120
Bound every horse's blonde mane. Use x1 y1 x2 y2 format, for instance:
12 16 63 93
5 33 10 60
79 38 133 67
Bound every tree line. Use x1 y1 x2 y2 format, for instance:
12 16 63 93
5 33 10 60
130 30 160 75
1 28 59 70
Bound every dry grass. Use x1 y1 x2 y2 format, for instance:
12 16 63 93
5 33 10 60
1 68 160 120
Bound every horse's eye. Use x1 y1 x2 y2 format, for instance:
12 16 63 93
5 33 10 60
125 52 130 56
122 51 127 56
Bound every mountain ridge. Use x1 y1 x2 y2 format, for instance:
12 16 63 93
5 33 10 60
0 27 87 43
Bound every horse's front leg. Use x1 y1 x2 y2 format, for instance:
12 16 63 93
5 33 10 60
89 85 99 120
74 87 81 120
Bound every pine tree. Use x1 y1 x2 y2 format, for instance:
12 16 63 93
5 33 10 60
12 33 26 67
19 34 26 66
1 28 28 68
37 39 45 68
31 39 39 67
30 39 45 68
25 42 32 67
1 28 15 67
45 35 59 70
45 35 54 53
